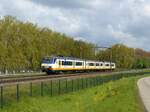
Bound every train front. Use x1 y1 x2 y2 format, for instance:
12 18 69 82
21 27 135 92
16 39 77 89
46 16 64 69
41 57 56 73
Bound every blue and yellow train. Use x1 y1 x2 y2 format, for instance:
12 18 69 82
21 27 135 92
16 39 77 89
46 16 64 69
41 56 116 74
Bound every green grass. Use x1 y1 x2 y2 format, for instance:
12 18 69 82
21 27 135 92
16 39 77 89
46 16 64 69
1 74 148 112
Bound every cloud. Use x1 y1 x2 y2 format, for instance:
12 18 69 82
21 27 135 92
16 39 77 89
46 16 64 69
31 0 88 9
0 0 150 51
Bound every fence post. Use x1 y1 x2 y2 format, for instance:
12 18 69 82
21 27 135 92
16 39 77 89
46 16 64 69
77 79 80 90
72 79 74 92
94 77 95 86
98 77 100 85
0 86 3 109
97 77 99 85
101 78 104 84
96 77 98 85
92 78 94 87
40 82 44 96
29 82 32 97
90 78 92 87
65 79 68 93
112 76 114 81
95 77 97 86
98 77 100 84
89 78 91 87
100 77 103 84
86 78 88 88
16 84 19 101
50 80 53 96
58 80 61 95
82 78 84 89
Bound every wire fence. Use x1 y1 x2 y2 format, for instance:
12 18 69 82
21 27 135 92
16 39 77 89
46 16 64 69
0 71 149 109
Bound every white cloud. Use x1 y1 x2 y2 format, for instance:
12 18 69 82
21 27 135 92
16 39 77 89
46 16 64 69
143 4 150 16
0 0 150 50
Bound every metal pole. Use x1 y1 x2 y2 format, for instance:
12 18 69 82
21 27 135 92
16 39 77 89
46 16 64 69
97 77 100 85
86 78 88 88
50 80 53 96
29 82 32 97
58 80 61 95
72 79 73 92
82 78 84 89
16 84 19 101
94 77 95 86
65 79 68 93
95 77 97 86
41 82 44 96
78 79 80 90
95 77 97 85
92 78 94 86
0 86 3 109
97 77 99 85
90 78 92 87
93 77 95 86
89 78 91 87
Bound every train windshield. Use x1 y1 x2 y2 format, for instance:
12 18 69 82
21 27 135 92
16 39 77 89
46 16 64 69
42 57 56 64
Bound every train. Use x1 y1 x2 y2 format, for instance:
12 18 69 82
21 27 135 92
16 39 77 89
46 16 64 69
41 56 116 74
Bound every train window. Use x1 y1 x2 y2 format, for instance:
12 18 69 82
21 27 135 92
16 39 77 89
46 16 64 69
105 64 110 66
89 63 94 66
53 58 57 63
96 63 99 66
111 64 114 66
59 61 61 65
76 62 83 66
100 63 103 66
42 58 54 64
62 61 73 66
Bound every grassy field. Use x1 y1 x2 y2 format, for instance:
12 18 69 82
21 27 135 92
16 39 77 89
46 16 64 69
1 74 148 112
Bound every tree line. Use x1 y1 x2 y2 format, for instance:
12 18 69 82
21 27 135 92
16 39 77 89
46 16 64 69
96 44 150 69
0 16 95 73
0 16 149 73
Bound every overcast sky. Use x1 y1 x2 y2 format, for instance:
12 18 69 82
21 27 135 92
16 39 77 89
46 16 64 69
0 0 150 51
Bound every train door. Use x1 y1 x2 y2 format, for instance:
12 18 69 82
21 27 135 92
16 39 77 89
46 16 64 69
73 60 75 69
59 59 62 69
85 60 86 70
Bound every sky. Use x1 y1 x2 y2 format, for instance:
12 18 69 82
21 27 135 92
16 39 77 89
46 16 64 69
0 0 150 51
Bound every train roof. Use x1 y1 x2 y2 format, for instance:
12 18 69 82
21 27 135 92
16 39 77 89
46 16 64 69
43 56 115 63
43 56 82 60
53 56 84 61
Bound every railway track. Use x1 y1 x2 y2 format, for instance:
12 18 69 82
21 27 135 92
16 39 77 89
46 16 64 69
0 69 149 85
0 73 46 79
0 71 113 84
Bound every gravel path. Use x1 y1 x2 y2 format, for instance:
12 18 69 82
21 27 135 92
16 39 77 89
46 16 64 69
137 77 150 112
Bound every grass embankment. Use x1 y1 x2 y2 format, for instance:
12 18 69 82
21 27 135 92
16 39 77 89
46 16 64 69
1 74 148 112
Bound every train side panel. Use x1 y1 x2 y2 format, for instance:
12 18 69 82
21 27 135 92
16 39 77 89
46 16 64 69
41 56 116 74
